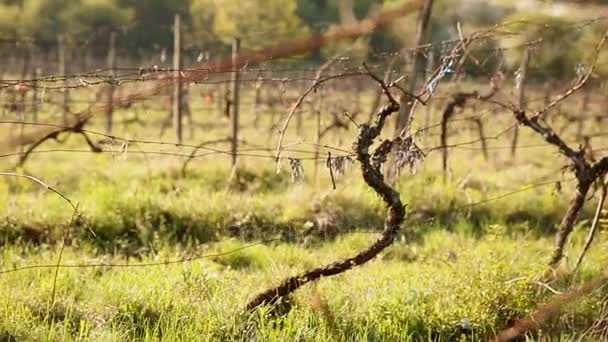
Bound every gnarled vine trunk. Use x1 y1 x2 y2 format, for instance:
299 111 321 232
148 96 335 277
246 94 404 310
549 180 591 268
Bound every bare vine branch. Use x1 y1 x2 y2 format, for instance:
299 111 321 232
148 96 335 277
536 31 608 118
274 71 365 163
246 69 403 310
440 75 502 181
573 176 607 272
17 116 102 167
492 273 608 342
502 30 608 268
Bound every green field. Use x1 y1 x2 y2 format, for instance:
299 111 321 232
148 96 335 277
2 76 608 341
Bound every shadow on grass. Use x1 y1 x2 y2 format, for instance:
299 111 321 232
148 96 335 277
1 185 578 256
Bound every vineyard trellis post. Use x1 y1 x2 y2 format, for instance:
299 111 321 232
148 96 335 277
8 49 16 80
58 35 69 124
423 49 434 143
230 37 241 167
173 14 183 144
511 47 529 157
577 88 590 141
18 46 30 156
214 55 224 118
354 76 363 117
225 84 232 118
0 60 4 117
394 0 434 136
253 75 262 128
19 46 31 115
543 82 552 108
603 82 608 126
473 117 488 160
313 92 323 184
83 42 93 72
105 31 117 136
368 55 396 124
32 67 40 123
7 55 17 118
296 70 304 136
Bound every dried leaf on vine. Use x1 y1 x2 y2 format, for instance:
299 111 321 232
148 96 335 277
275 158 283 174
109 138 129 161
553 181 562 196
394 136 425 175
326 155 354 177
288 158 304 183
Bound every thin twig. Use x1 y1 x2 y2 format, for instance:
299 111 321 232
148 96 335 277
327 152 337 190
0 172 76 210
536 31 608 118
0 240 279 275
573 177 607 272
50 205 79 308
274 71 366 162
492 273 608 342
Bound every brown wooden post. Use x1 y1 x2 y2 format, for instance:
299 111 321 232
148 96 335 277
105 31 117 135
230 37 241 167
423 49 434 143
58 35 69 124
296 71 304 136
32 67 41 123
19 47 31 115
173 14 183 144
543 82 552 107
18 47 30 155
253 75 263 128
84 44 93 72
313 90 324 184
368 55 397 124
1 56 6 117
473 117 488 161
337 0 356 25
600 82 608 128
215 56 225 118
577 89 590 141
511 48 529 157
395 0 434 136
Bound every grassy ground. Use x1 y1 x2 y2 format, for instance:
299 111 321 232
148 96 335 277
2 82 608 340
2 231 607 341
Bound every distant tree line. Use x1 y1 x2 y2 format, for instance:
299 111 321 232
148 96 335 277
0 0 605 80
0 0 387 59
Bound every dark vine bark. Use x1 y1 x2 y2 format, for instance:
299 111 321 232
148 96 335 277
511 109 608 268
549 180 591 266
472 118 488 160
180 138 231 176
17 116 102 167
573 178 607 271
246 78 404 311
15 89 108 167
394 0 435 135
440 91 476 181
440 86 498 181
